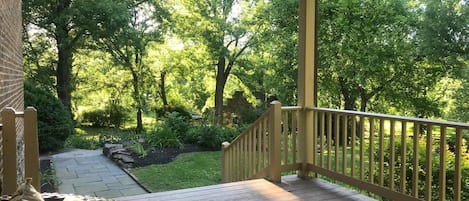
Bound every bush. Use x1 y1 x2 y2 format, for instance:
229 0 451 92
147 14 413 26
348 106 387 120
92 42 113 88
81 109 108 127
197 126 238 150
155 105 192 120
184 127 202 144
25 80 73 152
64 135 99 150
107 103 130 128
145 126 183 149
162 112 191 139
80 103 130 128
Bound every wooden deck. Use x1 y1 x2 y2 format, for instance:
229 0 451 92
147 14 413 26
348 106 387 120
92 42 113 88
115 175 376 201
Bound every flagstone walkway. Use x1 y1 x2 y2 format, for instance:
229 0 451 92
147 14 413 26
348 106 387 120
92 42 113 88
51 149 147 198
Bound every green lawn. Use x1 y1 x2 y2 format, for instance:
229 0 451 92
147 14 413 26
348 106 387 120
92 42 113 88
130 151 222 192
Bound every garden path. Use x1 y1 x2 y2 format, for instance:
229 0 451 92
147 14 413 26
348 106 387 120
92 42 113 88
52 149 147 198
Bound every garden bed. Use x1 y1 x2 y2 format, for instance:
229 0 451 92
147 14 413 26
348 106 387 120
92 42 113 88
130 144 212 168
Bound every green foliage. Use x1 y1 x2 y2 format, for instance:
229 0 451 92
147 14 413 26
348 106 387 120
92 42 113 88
196 126 238 150
162 111 191 138
24 80 74 152
127 141 148 158
155 105 192 120
79 102 130 128
145 126 183 149
64 135 99 150
376 136 469 200
81 108 109 127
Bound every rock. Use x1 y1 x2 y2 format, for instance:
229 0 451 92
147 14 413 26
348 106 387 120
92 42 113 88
102 143 135 169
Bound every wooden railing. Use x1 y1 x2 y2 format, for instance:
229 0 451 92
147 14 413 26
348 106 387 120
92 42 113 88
0 107 39 195
222 102 469 201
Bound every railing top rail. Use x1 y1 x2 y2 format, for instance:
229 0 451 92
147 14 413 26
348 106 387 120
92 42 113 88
306 106 469 129
281 106 302 111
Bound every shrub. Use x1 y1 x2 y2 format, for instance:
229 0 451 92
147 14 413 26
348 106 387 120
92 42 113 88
197 126 238 150
145 126 183 149
127 141 147 158
24 80 73 152
377 137 469 201
155 105 192 120
162 112 191 139
107 103 130 128
81 109 108 127
64 135 99 150
183 127 201 144
80 103 130 128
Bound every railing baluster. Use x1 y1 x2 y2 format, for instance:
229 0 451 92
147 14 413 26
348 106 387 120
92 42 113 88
389 120 395 190
251 128 255 177
312 110 317 171
412 123 420 198
454 128 462 201
320 112 325 168
283 111 289 165
342 114 347 175
264 118 268 168
335 113 340 172
439 126 446 201
240 135 243 180
369 117 374 184
425 124 433 201
258 122 262 172
400 121 407 194
328 112 333 170
379 118 384 186
351 115 356 178
292 111 298 164
360 116 365 181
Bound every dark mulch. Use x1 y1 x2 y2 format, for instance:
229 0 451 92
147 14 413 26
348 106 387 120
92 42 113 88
130 144 215 168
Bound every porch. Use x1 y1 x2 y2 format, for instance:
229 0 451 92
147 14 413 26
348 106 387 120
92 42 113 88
116 175 375 201
219 102 469 201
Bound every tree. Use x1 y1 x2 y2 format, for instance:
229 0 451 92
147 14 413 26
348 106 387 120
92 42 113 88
171 0 267 125
22 0 130 116
92 0 169 133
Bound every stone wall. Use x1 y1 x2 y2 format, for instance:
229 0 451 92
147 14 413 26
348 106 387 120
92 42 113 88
0 0 25 193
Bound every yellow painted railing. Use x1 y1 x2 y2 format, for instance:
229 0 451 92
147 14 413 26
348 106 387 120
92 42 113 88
1 107 39 195
222 102 469 201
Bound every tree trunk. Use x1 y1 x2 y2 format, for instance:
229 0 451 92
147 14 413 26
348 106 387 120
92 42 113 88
360 95 368 112
338 77 356 110
56 31 73 117
214 57 227 125
55 0 73 117
131 70 143 133
160 71 168 106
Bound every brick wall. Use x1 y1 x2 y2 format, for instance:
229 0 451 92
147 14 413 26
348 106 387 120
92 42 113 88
0 0 25 192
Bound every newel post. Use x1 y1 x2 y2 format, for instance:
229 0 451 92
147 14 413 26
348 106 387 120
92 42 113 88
221 141 231 183
1 107 17 195
24 107 40 190
269 101 282 182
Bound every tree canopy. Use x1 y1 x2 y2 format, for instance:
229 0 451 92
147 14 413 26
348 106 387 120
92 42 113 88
23 0 469 128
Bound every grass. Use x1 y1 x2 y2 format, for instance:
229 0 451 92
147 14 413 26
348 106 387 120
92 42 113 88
130 151 222 192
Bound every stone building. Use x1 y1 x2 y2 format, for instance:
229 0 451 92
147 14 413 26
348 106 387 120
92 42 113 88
0 0 25 193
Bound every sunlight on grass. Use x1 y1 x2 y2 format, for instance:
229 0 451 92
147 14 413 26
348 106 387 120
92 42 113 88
130 151 222 192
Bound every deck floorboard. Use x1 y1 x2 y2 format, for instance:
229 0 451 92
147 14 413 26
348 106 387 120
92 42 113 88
115 175 376 201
